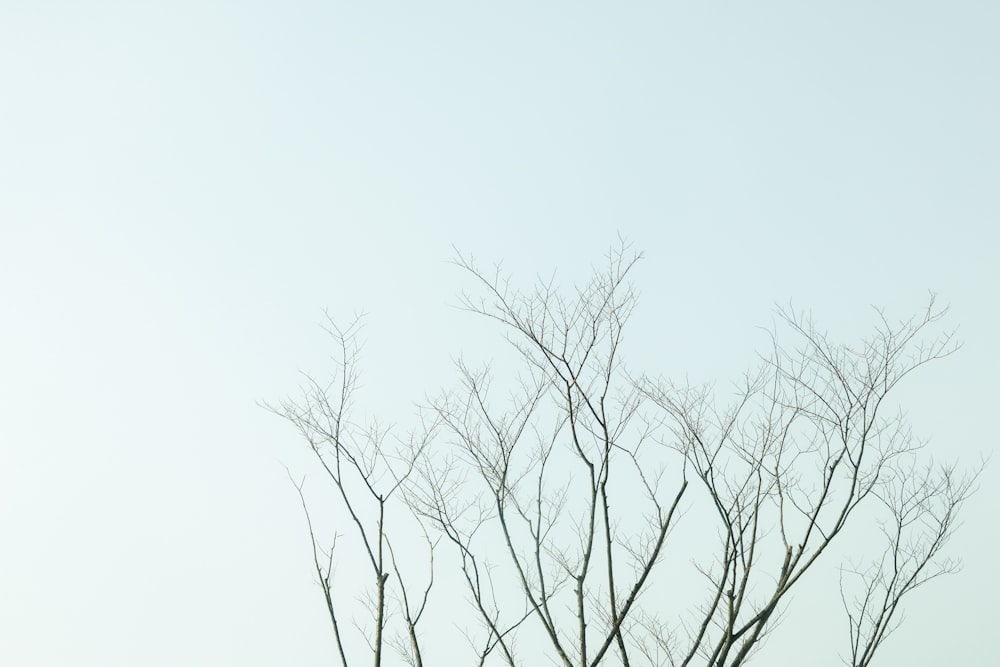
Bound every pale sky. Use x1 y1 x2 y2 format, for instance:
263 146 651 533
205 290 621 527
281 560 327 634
1 2 997 665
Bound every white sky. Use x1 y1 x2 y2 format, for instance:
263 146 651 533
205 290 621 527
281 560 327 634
1 2 997 665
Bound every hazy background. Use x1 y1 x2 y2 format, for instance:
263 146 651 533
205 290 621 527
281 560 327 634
1 1 997 665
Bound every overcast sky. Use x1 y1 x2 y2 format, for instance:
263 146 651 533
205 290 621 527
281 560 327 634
1 2 997 665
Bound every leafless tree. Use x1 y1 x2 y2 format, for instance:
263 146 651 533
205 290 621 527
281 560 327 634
838 460 972 667
269 317 435 667
274 244 978 667
638 298 978 667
